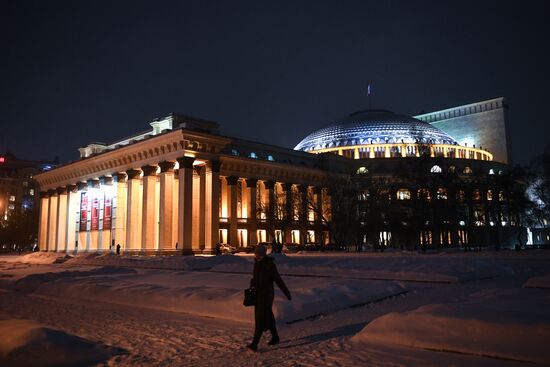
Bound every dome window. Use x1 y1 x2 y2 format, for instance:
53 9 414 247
231 149 239 156
463 166 473 174
248 152 258 159
448 165 456 173
356 166 368 174
430 165 442 173
489 168 495 175
267 155 275 161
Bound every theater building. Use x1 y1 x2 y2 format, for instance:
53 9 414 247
35 97 522 254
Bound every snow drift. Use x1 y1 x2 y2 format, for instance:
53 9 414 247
352 289 550 364
0 319 120 367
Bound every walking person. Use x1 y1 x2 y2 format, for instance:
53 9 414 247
247 245 291 351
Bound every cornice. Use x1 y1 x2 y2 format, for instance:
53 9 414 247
35 129 231 190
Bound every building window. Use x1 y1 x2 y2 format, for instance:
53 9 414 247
487 190 493 201
9 195 15 202
448 165 456 173
231 149 239 156
472 189 482 201
396 189 411 200
29 189 35 196
356 166 368 174
436 188 448 200
8 204 15 210
418 188 431 202
249 152 258 159
23 181 28 187
378 189 390 201
430 165 442 173
489 168 495 175
267 155 275 161
463 166 473 174
499 191 506 201
456 190 466 202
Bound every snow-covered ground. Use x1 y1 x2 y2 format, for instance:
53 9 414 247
0 250 549 366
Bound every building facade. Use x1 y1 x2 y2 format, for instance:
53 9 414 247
34 116 341 254
0 152 56 250
35 98 523 254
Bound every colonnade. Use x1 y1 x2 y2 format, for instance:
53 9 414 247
38 156 329 254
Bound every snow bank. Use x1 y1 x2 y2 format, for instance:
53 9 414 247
0 252 70 265
0 319 119 367
212 254 511 283
10 266 136 292
17 268 406 324
524 274 550 289
64 252 251 271
352 289 550 364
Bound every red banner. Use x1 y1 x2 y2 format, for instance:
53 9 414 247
79 193 88 231
91 197 99 231
103 195 112 230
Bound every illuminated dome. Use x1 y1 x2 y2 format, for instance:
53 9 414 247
295 110 457 152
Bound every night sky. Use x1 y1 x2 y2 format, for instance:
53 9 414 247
2 0 549 166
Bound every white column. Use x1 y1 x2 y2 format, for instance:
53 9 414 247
158 161 175 252
56 188 67 252
38 192 49 251
177 156 194 254
141 165 158 253
265 180 276 242
66 185 78 252
199 166 206 249
125 169 142 252
47 190 58 252
227 176 239 247
246 178 258 245
114 173 127 251
204 160 220 253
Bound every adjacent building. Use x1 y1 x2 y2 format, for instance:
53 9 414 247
0 152 57 249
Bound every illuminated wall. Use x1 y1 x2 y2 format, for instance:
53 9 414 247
415 97 511 164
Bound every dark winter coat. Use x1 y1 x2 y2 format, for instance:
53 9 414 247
252 256 291 333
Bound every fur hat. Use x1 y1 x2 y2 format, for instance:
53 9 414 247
254 244 267 257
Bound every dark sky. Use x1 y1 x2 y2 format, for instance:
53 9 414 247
2 0 549 165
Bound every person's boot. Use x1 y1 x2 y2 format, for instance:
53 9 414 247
247 334 260 351
268 335 280 345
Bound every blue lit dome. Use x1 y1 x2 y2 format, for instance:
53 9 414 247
294 110 457 152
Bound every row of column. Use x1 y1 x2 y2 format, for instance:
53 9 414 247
38 157 220 254
222 177 326 245
38 158 328 253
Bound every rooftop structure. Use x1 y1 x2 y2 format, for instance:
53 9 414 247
294 109 492 161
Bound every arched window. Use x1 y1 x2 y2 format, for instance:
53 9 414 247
248 152 258 159
231 149 239 156
430 165 442 173
356 166 368 174
436 188 448 200
489 168 495 175
448 165 456 173
463 166 473 174
267 155 275 161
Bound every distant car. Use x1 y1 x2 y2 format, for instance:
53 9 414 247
219 244 237 254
